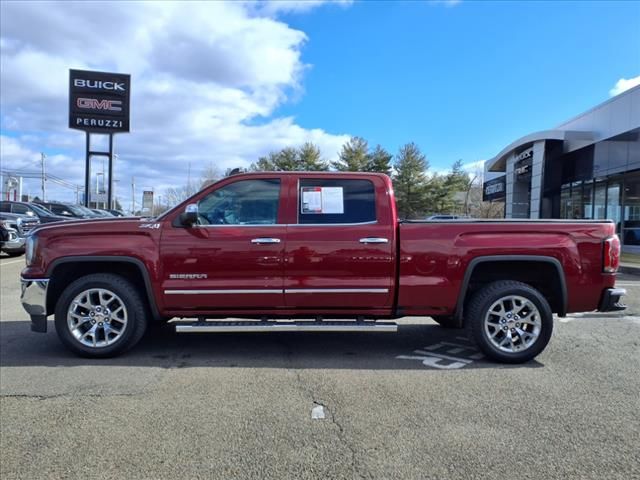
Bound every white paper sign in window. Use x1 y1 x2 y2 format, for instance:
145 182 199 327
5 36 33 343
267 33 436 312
320 187 344 214
300 186 344 214
301 187 323 213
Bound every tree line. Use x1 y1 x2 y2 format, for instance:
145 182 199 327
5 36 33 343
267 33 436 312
161 137 503 219
249 137 474 219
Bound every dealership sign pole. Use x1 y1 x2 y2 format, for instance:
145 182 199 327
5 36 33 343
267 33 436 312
69 69 131 208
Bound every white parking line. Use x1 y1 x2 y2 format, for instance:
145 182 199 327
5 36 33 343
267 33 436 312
0 259 25 266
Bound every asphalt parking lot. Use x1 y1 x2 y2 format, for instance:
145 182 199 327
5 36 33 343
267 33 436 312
1 254 639 480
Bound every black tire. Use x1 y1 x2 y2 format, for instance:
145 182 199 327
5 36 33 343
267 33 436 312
465 280 553 363
431 315 461 329
54 273 148 358
4 251 24 257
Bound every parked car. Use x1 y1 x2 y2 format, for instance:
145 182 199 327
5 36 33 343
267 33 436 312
0 212 40 236
90 209 115 217
108 209 126 217
21 172 624 362
35 202 97 219
0 223 25 256
0 201 70 224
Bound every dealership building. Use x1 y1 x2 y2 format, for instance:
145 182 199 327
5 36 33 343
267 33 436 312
484 85 640 251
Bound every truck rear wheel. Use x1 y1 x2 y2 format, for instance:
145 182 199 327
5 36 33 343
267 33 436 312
54 273 148 358
465 280 553 363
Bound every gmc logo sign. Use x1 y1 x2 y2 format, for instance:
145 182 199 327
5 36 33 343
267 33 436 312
77 98 122 111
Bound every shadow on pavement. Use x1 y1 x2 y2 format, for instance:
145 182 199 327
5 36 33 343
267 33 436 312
0 320 544 370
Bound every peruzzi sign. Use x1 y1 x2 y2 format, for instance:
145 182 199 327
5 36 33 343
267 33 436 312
69 69 130 133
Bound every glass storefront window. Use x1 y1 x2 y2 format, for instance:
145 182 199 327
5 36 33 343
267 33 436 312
607 182 621 233
560 186 571 219
583 182 594 219
623 175 640 246
571 181 583 219
594 182 606 219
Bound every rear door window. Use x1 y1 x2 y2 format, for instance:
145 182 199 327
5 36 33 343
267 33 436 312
298 179 376 224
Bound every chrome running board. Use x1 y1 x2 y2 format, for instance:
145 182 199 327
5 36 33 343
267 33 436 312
175 320 398 333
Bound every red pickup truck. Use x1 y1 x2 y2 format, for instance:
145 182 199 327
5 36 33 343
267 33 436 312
21 172 624 362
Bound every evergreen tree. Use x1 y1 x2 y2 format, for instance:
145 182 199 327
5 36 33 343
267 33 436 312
332 137 369 171
298 142 328 171
251 143 328 171
444 159 471 193
392 142 430 219
365 145 393 175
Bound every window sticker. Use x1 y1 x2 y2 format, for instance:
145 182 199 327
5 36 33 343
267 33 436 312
300 186 344 214
301 187 323 213
320 187 344 214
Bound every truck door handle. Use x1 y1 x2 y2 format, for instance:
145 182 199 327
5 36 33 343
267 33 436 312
359 237 389 244
251 238 281 244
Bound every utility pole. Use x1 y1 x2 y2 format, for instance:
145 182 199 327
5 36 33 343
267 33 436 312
131 177 135 215
40 153 46 201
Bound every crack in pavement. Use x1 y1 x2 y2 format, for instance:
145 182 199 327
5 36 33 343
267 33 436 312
1 392 148 401
276 337 371 480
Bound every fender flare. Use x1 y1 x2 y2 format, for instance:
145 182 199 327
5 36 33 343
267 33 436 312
454 255 568 322
47 255 161 321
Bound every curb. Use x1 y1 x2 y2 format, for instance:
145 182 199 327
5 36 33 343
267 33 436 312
619 264 640 276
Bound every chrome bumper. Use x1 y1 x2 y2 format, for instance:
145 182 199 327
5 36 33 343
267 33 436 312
1 235 25 253
20 277 49 332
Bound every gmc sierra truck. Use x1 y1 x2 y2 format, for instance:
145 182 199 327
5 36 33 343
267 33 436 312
21 172 625 362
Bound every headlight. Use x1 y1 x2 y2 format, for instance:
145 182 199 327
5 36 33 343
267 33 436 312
1 220 14 230
25 234 37 266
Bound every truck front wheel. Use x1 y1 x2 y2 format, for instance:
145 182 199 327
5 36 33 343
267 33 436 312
465 280 553 363
54 273 148 358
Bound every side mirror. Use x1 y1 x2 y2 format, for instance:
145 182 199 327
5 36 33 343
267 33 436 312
180 203 199 227
61 211 73 217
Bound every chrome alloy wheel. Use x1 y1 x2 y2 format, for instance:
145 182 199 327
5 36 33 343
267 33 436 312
67 288 128 348
483 295 542 353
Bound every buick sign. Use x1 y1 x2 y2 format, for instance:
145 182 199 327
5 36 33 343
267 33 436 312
69 69 130 133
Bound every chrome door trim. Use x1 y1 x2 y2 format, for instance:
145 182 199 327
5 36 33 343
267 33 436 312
164 289 283 295
191 221 378 228
165 288 389 295
285 288 389 294
288 221 378 227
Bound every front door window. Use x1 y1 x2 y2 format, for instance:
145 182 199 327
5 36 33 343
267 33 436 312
197 179 280 225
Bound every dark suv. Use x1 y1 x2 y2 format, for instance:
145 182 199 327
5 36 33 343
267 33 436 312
35 202 97 219
0 201 69 224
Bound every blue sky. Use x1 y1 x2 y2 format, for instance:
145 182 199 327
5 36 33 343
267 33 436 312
1 0 639 205
278 0 640 169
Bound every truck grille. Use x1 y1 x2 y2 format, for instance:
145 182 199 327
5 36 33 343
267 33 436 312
18 220 39 236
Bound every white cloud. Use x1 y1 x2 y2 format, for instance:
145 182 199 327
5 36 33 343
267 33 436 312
0 1 350 208
462 159 485 174
250 0 353 16
609 75 640 97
